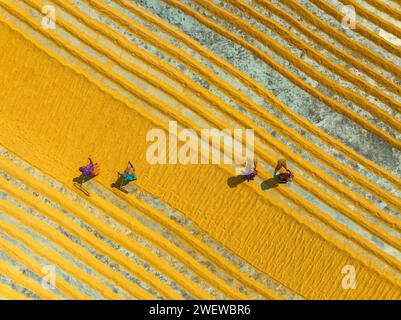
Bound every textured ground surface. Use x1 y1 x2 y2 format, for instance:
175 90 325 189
0 0 401 300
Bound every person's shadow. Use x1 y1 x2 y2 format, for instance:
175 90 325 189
261 159 287 190
261 177 279 190
227 175 247 188
111 173 129 190
73 174 95 185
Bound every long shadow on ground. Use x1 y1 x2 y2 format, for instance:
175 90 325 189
261 178 279 190
227 175 247 188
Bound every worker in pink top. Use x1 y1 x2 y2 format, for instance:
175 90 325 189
77 157 100 186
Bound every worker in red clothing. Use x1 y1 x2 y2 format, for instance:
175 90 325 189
274 159 294 184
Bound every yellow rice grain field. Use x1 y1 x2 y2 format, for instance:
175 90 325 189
0 0 401 300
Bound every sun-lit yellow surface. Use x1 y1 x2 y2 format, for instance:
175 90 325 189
1 0 401 300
